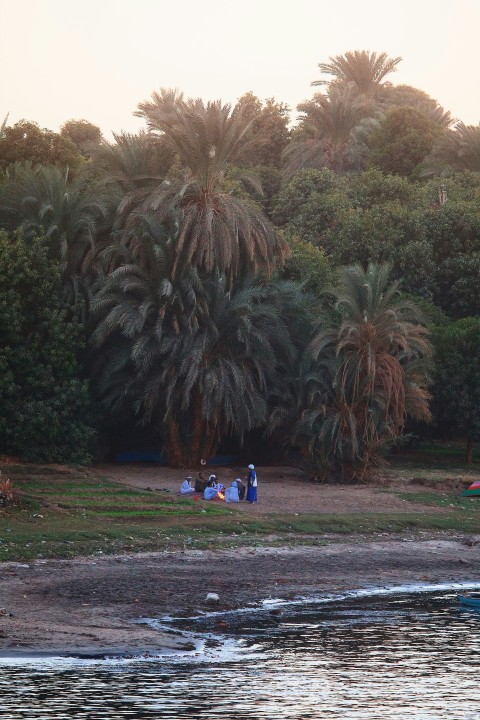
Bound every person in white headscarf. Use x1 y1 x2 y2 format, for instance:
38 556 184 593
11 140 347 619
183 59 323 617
225 480 240 503
180 476 195 495
208 473 224 492
204 477 221 500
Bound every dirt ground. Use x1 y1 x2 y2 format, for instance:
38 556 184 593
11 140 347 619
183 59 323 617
96 463 456 514
0 464 478 658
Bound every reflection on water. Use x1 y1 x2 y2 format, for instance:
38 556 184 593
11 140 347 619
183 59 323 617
1 586 480 719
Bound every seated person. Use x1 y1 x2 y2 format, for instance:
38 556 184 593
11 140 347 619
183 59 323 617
203 480 219 501
225 480 240 503
208 473 224 492
235 478 246 500
180 476 195 495
194 472 207 493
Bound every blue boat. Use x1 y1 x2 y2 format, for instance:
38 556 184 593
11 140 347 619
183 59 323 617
458 594 480 609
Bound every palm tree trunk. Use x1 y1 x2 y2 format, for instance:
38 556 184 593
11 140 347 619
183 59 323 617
466 439 474 465
167 420 185 468
203 419 219 464
190 393 204 467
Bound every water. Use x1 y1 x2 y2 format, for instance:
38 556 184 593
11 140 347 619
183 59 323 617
1 584 480 719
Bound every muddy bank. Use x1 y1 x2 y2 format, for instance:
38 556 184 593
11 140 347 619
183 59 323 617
0 535 479 657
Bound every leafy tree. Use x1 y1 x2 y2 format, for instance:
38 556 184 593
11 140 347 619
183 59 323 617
369 106 441 176
283 85 378 177
300 264 432 479
135 89 288 288
312 50 402 95
233 93 291 168
273 169 480 313
431 318 480 463
60 119 103 157
280 235 334 297
272 168 345 231
0 231 94 462
0 120 82 171
379 84 453 128
424 200 480 315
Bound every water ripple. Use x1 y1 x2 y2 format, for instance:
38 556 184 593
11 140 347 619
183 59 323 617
1 585 480 719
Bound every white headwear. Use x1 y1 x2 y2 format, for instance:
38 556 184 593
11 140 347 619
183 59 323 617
248 464 254 470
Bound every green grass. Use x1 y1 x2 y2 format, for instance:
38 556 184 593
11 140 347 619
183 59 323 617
1 459 479 562
384 442 480 488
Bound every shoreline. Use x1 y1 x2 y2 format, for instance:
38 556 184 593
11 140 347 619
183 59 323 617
1 534 479 658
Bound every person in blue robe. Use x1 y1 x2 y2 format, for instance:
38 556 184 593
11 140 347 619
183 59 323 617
246 464 257 503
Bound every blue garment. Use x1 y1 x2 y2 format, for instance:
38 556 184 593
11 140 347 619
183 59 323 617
204 486 218 501
225 482 240 503
246 469 257 502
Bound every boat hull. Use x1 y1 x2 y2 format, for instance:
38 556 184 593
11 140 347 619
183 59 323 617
458 594 480 609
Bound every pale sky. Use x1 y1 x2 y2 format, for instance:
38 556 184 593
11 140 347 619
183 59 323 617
1 0 479 140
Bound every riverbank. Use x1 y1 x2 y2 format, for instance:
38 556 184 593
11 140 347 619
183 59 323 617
1 535 479 657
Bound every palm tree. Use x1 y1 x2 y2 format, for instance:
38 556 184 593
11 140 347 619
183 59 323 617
0 162 111 281
90 257 304 466
135 89 289 288
94 131 174 220
283 85 378 177
90 131 177 283
300 263 432 479
430 122 480 172
312 50 402 95
0 113 8 138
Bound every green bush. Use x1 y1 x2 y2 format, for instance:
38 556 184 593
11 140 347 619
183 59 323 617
0 231 95 462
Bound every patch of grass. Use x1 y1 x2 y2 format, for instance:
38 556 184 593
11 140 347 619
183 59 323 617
386 441 480 476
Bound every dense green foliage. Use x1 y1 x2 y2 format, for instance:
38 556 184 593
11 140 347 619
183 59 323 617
0 120 83 171
273 169 480 312
0 231 94 462
0 48 478 476
431 318 480 463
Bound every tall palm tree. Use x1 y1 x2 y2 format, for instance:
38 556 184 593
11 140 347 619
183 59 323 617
312 50 402 95
300 263 432 479
90 259 303 466
135 89 288 287
283 85 378 177
90 131 177 284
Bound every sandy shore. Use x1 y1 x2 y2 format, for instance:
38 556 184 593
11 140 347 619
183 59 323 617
1 536 479 657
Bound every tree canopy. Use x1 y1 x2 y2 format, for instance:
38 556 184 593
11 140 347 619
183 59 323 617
0 50 478 476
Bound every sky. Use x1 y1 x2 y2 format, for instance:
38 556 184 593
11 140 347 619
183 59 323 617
1 0 479 140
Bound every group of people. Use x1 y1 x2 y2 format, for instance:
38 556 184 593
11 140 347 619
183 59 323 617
180 464 258 503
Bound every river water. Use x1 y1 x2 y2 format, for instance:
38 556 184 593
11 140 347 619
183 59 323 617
1 583 479 719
